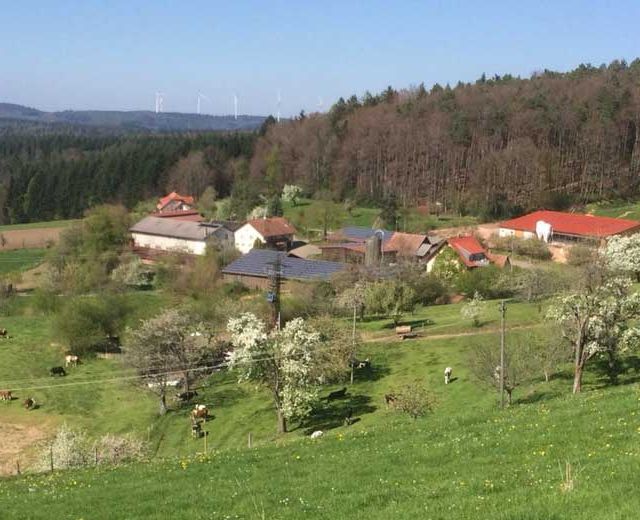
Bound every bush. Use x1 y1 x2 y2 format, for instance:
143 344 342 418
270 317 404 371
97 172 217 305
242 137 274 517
493 236 552 260
566 244 597 267
390 381 436 419
455 265 514 299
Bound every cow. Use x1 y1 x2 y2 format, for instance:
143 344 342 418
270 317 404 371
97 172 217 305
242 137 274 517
351 358 371 370
0 390 12 401
0 328 9 339
344 407 354 426
49 366 66 377
23 398 36 410
191 404 209 419
176 390 198 402
310 430 324 439
191 419 203 438
326 387 347 401
384 393 397 407
444 367 453 385
65 355 79 368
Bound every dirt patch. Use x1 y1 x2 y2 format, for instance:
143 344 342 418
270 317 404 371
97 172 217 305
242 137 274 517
0 227 64 250
0 421 50 475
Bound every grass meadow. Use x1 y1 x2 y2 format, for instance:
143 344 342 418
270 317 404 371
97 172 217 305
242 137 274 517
0 291 639 518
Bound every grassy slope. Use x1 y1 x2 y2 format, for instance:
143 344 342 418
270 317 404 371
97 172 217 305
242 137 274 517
0 248 47 275
1 295 639 518
586 200 640 220
282 198 478 237
0 220 78 232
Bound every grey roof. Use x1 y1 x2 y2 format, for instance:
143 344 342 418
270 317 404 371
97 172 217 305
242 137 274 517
201 220 244 232
223 249 345 281
130 216 208 241
339 226 394 243
416 240 445 259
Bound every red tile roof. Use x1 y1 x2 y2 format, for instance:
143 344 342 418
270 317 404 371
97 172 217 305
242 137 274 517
500 210 640 238
157 192 195 210
247 217 297 238
151 210 204 222
448 236 489 268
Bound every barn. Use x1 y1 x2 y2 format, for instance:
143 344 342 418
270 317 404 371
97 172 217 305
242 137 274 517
499 210 640 244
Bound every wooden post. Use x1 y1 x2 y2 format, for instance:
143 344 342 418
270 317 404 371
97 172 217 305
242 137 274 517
203 417 207 454
49 445 54 472
350 303 357 385
95 446 99 466
15 460 20 476
499 300 506 409
248 432 253 449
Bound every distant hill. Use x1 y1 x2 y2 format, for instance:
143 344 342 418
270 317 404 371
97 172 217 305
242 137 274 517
0 102 267 132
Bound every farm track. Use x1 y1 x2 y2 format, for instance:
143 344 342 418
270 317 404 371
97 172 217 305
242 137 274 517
362 323 540 343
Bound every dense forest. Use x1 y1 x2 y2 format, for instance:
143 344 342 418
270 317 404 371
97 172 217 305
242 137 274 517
1 59 639 224
0 130 256 223
252 59 640 219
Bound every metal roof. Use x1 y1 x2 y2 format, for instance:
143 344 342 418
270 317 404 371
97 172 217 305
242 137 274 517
130 216 209 241
223 249 345 281
338 226 394 243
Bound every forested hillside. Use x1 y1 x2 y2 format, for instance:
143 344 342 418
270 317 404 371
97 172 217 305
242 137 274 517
252 59 640 219
0 131 255 223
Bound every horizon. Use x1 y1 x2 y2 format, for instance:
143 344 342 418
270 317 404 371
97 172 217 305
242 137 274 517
1 1 639 117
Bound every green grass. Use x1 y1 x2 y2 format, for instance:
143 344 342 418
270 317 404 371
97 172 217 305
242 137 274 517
283 199 478 237
0 219 79 232
0 248 47 275
1 294 639 518
586 200 640 220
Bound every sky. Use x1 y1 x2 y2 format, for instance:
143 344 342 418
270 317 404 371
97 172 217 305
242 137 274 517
1 1 638 117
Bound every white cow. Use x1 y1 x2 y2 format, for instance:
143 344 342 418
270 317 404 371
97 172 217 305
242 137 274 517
310 430 324 439
444 367 453 385
65 355 79 367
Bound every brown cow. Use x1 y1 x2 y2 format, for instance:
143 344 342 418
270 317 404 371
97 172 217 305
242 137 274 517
0 390 12 401
23 398 36 410
191 404 209 420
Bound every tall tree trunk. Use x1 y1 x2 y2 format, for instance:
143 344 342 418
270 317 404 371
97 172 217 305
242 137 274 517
572 362 583 394
277 409 287 434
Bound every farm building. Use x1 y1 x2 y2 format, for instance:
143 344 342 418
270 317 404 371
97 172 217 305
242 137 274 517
157 192 195 213
130 216 237 256
320 227 444 265
222 249 345 289
428 235 509 272
288 243 322 259
234 217 297 254
499 210 640 243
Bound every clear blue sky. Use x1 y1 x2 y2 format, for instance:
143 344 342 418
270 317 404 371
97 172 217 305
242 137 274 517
1 1 638 116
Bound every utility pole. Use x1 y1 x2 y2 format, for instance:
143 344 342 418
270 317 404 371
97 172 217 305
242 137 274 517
499 300 506 409
350 302 357 385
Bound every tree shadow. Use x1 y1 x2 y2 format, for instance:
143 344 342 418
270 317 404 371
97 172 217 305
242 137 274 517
381 318 434 330
590 356 640 387
352 363 391 383
515 389 561 405
300 394 376 434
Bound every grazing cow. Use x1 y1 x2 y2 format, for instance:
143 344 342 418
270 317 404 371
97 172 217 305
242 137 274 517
49 366 66 377
176 390 198 402
357 358 371 370
326 387 347 401
444 367 453 385
191 419 203 438
344 407 354 426
23 398 36 410
384 393 397 407
191 404 209 419
0 390 12 401
0 328 9 339
65 355 79 368
310 430 324 439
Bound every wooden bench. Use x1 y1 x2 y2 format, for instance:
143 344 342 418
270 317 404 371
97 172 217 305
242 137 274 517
395 325 412 335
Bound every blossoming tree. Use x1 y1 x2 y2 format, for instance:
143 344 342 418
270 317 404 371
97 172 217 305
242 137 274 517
226 313 321 433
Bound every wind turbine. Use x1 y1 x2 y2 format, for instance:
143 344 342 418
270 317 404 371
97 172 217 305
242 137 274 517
276 89 281 123
155 92 164 114
197 92 210 115
233 93 238 120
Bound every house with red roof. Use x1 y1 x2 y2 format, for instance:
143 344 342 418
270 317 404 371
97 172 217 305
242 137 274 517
157 192 195 213
428 235 509 272
234 217 297 253
499 210 640 243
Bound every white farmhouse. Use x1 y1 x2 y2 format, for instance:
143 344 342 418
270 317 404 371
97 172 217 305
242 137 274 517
130 216 237 255
234 217 297 254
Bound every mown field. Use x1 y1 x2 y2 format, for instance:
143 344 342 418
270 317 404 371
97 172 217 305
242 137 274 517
587 199 640 220
0 290 639 518
282 198 478 236
0 248 47 275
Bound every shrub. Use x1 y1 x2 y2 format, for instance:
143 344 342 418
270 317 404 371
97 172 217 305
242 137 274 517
566 244 597 267
493 236 552 260
390 381 436 419
460 291 486 327
455 265 514 299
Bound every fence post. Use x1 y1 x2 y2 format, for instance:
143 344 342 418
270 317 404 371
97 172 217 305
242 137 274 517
248 432 253 449
15 460 20 476
49 445 54 472
95 446 99 466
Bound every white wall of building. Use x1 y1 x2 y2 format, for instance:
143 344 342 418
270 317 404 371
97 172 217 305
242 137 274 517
132 232 207 255
234 225 264 254
498 228 536 240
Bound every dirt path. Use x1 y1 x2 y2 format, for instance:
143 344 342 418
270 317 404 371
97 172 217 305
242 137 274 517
362 323 540 343
0 421 50 475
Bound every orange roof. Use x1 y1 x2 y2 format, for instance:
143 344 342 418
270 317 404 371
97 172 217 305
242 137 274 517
487 252 510 268
448 236 489 268
385 232 427 256
247 217 297 238
157 191 195 210
500 210 640 238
